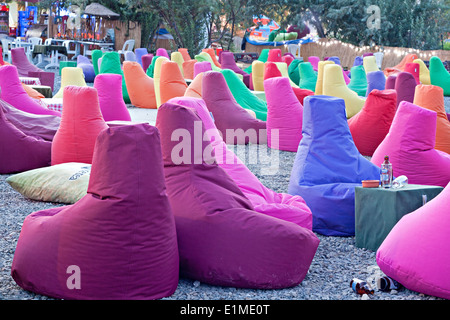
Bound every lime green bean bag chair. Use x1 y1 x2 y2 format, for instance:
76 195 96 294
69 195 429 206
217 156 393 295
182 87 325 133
195 52 221 72
99 52 130 103
299 62 317 92
244 49 270 74
274 32 298 42
429 56 450 96
348 65 367 97
221 69 267 121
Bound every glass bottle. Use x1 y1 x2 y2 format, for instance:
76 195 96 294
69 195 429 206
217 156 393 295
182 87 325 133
350 278 374 295
380 155 393 188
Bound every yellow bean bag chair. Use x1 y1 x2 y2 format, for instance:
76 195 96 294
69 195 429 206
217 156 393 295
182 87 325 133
413 58 431 85
323 64 365 118
363 56 379 73
153 56 169 107
123 61 157 109
54 67 87 99
315 60 334 95
171 51 184 77
274 62 299 88
252 60 265 91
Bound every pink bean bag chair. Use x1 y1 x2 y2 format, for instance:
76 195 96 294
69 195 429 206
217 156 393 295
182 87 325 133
220 51 250 87
155 48 169 59
376 182 450 300
141 53 153 72
51 86 108 165
394 71 417 106
0 99 51 173
11 123 179 299
201 71 266 144
348 89 397 156
264 76 303 152
170 96 314 230
404 62 420 85
193 61 212 78
0 65 60 116
11 47 42 77
94 73 132 121
371 101 450 187
156 101 319 288
308 56 320 71
267 49 282 62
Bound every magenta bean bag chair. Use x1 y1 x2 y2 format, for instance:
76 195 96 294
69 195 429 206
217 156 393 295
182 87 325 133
394 72 417 106
156 48 170 59
371 101 450 187
201 71 266 145
264 76 303 152
0 99 51 173
51 86 109 165
385 74 397 89
93 73 132 122
220 51 250 87
11 123 179 299
0 65 61 116
376 181 450 299
169 96 314 230
193 61 212 78
308 56 320 71
348 89 397 156
141 53 153 72
11 47 42 77
155 101 319 288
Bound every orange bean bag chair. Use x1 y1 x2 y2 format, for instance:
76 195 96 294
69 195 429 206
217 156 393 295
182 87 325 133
184 72 203 98
159 60 188 105
22 83 45 99
178 48 191 61
384 53 417 77
202 48 221 68
348 89 398 156
413 84 450 154
182 59 196 80
51 86 108 165
123 61 157 109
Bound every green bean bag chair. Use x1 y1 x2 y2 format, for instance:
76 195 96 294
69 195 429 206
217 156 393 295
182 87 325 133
194 52 221 72
288 59 302 86
221 69 267 121
99 51 130 104
348 65 367 97
146 55 162 78
299 62 317 92
91 49 104 75
429 56 450 96
244 49 270 74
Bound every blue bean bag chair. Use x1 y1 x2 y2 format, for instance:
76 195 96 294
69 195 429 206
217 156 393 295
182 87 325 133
288 95 380 236
76 55 96 83
135 48 148 67
366 71 386 96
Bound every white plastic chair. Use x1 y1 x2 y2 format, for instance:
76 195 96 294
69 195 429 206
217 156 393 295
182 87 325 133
1 38 12 63
118 39 135 57
28 37 43 63
288 43 301 59
63 40 76 60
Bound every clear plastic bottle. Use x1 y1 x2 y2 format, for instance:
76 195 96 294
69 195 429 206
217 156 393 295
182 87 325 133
380 155 393 188
350 278 374 295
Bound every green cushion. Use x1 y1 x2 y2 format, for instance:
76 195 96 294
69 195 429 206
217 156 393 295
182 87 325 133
355 184 443 251
220 68 267 121
348 65 367 97
430 56 450 96
99 51 130 103
298 62 317 91
6 162 91 204
244 49 270 74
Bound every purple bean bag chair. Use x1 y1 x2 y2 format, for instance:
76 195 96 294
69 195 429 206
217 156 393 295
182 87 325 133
0 97 60 141
156 48 170 59
141 53 153 72
193 61 212 78
0 98 51 173
77 55 96 82
201 71 266 144
11 123 180 299
169 96 314 230
371 101 450 188
366 71 386 96
394 72 417 107
264 76 303 152
220 51 250 87
135 48 148 67
28 71 55 91
385 75 397 89
93 73 132 122
0 65 61 116
353 56 363 67
11 47 42 77
155 101 319 288
288 95 380 236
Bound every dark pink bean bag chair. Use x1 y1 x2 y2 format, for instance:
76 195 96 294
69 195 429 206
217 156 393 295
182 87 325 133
201 71 266 145
0 98 51 173
11 123 179 299
193 61 212 78
394 71 417 106
220 51 250 87
348 89 398 156
11 47 42 77
372 101 450 187
155 101 319 289
0 65 60 116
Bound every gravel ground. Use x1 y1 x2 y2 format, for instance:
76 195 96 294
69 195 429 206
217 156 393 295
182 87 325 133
1 59 449 301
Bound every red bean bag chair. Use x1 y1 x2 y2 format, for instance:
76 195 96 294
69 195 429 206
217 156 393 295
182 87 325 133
0 65 60 116
94 73 132 121
51 86 108 165
404 62 420 85
11 123 179 299
264 76 303 152
201 71 266 144
267 49 282 62
156 101 319 288
159 60 188 105
264 61 282 80
122 61 157 109
371 101 450 187
413 84 450 154
0 99 51 173
384 53 417 77
348 89 397 156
